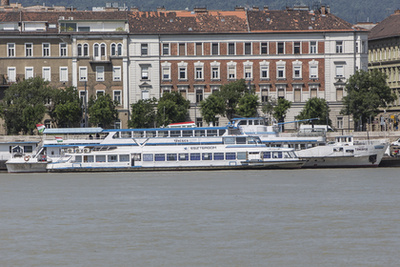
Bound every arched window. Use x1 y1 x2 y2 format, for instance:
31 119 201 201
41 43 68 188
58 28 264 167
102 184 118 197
100 43 106 57
111 43 116 56
117 43 122 56
83 44 88 56
77 44 82 57
94 43 99 57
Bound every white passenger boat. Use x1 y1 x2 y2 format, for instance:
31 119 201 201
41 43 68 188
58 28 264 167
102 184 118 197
6 125 305 172
229 117 389 168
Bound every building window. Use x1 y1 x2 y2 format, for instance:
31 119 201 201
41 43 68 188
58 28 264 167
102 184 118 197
111 43 116 56
336 41 343 53
96 90 105 98
25 43 33 57
7 67 16 82
60 67 68 82
60 43 67 57
179 43 185 55
261 89 268 103
310 65 318 79
228 65 236 79
336 88 343 101
78 44 82 57
141 66 149 80
244 65 252 79
113 66 121 81
277 66 285 79
260 65 269 79
261 42 268 54
228 43 235 55
141 90 150 100
195 67 203 80
196 118 203 127
141 43 148 56
162 43 169 55
113 90 121 105
211 66 220 80
195 43 202 55
162 66 170 80
79 67 87 81
42 43 50 57
96 66 104 81
293 65 301 78
310 41 317 54
294 42 301 54
212 43 219 55
277 42 284 54
179 67 187 80
337 117 343 129
355 42 359 53
310 88 318 98
244 42 251 55
196 89 203 103
42 67 51 81
25 67 34 79
7 43 15 57
79 91 86 103
336 65 344 78
294 88 301 102
83 44 89 56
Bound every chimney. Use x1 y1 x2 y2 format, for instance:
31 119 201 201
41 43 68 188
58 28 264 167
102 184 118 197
1 0 10 6
395 9 400 14
326 6 330 14
131 6 139 12
321 5 326 14
157 6 166 12
252 6 259 11
263 6 269 11
235 6 245 11
193 6 207 13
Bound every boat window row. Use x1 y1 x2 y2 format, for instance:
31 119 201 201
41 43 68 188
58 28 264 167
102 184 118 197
112 129 226 138
74 154 130 163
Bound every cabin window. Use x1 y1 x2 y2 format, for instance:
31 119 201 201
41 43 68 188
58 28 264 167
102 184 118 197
170 131 181 137
219 129 226 136
182 130 192 137
143 154 153 161
195 130 205 137
272 152 283 158
121 131 132 138
225 152 236 160
133 131 144 137
190 153 201 161
207 130 218 136
146 131 157 137
214 153 224 160
263 152 271 158
120 155 130 162
24 146 33 153
84 155 94 162
237 152 247 160
96 155 106 162
167 154 177 161
236 137 247 144
224 137 235 144
202 153 213 160
75 156 82 162
179 153 189 161
108 155 118 162
155 154 165 161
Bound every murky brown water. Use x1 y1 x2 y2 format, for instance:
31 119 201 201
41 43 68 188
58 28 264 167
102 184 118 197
1 169 400 266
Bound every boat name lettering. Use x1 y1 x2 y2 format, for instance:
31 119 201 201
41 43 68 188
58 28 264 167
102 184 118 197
174 139 189 143
356 148 368 151
190 146 217 150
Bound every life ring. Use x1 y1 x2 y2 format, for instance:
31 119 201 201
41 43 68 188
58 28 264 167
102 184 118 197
24 155 30 162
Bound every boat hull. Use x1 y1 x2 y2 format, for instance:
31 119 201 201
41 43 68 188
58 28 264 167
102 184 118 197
6 161 48 173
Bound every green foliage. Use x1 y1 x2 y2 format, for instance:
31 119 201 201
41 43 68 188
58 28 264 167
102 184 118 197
218 79 248 119
49 86 82 128
200 94 225 125
296 97 331 126
341 70 395 130
156 92 190 126
0 77 53 135
273 98 292 122
129 98 157 128
236 94 259 118
88 94 119 128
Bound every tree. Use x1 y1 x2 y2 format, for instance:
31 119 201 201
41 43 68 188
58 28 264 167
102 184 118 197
200 94 226 126
88 94 119 128
156 92 190 126
129 98 157 128
273 98 292 123
341 69 396 131
262 99 276 124
48 86 82 128
218 79 248 119
236 93 259 117
0 77 53 135
296 97 331 126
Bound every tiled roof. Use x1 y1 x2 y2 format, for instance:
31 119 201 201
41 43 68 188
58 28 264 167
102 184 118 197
128 11 248 34
247 10 357 32
369 10 400 40
0 9 362 34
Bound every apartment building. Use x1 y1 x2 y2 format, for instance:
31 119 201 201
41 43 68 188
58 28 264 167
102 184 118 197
368 10 400 114
0 4 368 132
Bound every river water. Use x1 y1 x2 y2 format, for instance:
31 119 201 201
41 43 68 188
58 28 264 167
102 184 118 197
1 168 400 266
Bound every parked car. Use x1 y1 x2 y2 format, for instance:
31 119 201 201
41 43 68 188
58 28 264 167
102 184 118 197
391 138 400 146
